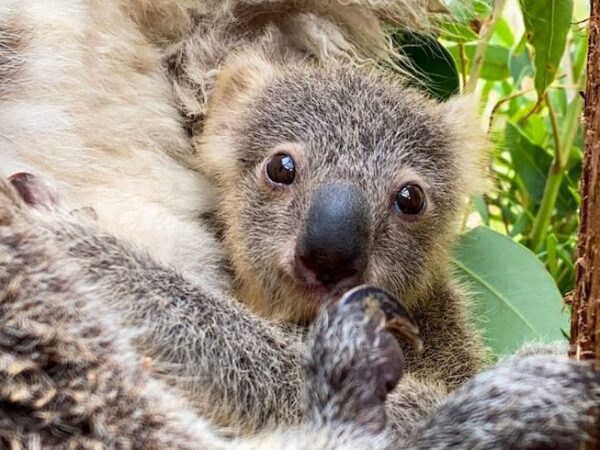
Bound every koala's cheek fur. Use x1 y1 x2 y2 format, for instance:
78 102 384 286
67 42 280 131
222 174 314 321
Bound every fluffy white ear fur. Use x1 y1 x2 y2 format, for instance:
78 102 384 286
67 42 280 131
194 51 280 183
437 95 491 198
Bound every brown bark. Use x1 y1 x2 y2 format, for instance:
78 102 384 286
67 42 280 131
570 0 600 364
569 1 600 448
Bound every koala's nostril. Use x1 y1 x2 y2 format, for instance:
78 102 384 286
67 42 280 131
298 253 360 286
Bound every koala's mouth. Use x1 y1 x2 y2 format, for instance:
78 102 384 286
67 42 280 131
281 267 361 305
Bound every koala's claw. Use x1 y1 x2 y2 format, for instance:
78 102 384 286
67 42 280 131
8 173 97 220
340 285 423 353
9 172 58 208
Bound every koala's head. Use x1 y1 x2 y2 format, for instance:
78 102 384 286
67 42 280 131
197 52 487 323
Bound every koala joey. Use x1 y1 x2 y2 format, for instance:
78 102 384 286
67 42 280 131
1 0 599 448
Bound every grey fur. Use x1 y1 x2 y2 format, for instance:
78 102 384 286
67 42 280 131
1 174 599 449
0 176 404 448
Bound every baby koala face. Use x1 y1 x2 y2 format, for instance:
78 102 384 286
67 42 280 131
198 57 486 323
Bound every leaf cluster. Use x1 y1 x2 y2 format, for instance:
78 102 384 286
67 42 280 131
394 0 588 355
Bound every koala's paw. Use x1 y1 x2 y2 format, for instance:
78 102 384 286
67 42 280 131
0 173 60 228
411 355 600 450
305 286 422 434
0 175 27 225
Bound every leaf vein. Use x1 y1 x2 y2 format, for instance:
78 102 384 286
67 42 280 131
452 259 540 336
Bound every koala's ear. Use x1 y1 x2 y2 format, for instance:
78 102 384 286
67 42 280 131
436 95 491 197
207 51 279 114
195 52 279 182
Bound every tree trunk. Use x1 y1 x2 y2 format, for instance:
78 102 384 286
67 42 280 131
570 0 600 365
569 1 600 447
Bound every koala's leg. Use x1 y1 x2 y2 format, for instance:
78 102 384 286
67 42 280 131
406 355 600 450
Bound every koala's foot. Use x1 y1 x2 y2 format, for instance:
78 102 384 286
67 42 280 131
410 355 600 450
305 286 422 434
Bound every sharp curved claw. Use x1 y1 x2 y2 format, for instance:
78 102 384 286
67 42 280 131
340 285 423 353
8 172 57 208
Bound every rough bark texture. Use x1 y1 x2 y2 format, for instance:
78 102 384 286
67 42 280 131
569 1 600 448
570 0 600 364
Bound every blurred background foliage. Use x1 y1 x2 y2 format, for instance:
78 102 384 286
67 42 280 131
393 0 590 356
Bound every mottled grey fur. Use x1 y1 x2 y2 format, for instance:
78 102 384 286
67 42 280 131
1 174 599 449
0 176 404 449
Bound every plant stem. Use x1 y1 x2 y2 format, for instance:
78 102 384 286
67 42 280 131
464 0 508 93
530 163 564 252
488 88 535 131
458 43 468 90
529 94 584 252
546 92 563 167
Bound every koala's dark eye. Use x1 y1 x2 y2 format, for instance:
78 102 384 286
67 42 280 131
266 153 296 185
395 184 426 215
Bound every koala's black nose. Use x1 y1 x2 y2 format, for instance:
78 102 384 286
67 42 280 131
296 184 370 287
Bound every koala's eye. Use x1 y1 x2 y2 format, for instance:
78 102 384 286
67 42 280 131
395 184 426 216
266 153 296 185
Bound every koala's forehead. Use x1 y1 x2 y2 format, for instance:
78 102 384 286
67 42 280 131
241 68 457 182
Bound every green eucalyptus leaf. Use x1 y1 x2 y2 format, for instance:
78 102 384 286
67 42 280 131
510 35 534 88
520 0 574 96
473 195 490 225
509 212 532 238
441 22 480 43
572 30 589 81
453 226 567 355
491 17 516 47
446 0 492 20
475 44 511 80
393 33 459 100
505 122 552 204
472 0 493 17
557 166 582 214
547 88 568 118
520 114 547 146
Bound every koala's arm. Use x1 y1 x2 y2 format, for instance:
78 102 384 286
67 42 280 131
51 218 306 432
0 204 229 449
3 177 306 433
405 354 600 450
